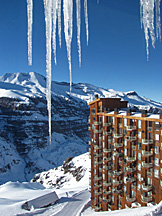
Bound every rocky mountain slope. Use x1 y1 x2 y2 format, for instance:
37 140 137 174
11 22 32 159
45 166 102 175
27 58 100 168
0 71 161 184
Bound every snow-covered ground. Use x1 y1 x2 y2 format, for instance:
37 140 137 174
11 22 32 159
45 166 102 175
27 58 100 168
1 153 162 216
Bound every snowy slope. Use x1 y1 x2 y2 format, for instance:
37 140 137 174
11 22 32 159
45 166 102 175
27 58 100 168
1 153 162 216
0 72 162 111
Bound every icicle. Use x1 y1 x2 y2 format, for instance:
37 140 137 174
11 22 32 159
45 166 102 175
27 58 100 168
27 0 33 66
43 0 53 145
140 0 156 60
57 0 62 47
52 0 58 65
84 0 89 45
155 0 161 40
76 0 81 66
63 0 73 93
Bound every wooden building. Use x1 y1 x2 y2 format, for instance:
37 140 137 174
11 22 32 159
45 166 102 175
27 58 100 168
88 96 162 211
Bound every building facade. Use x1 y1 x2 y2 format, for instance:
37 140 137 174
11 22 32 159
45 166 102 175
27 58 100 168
88 97 162 211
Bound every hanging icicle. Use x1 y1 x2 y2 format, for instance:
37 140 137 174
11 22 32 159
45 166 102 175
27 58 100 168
27 0 33 66
57 0 62 48
84 0 89 45
155 0 161 40
76 0 81 66
52 0 58 65
63 0 73 93
140 0 161 60
43 0 53 145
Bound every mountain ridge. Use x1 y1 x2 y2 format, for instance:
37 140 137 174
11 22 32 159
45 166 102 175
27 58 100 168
0 71 161 184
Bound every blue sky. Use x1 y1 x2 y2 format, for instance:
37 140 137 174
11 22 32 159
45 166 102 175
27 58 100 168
0 0 162 102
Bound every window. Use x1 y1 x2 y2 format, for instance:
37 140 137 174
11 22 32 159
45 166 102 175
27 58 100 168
160 180 162 187
137 173 141 181
137 184 140 190
155 146 159 154
155 158 159 166
138 163 141 171
138 120 141 128
155 134 159 141
138 152 141 160
124 140 127 146
124 148 127 156
154 169 159 178
138 142 141 150
138 131 141 139
103 173 105 180
124 119 127 126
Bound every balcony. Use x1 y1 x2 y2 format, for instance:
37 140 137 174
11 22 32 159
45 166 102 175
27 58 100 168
103 122 111 127
103 198 111 203
126 125 137 131
142 184 152 191
94 145 102 150
93 161 102 165
103 190 111 195
94 183 102 187
114 152 123 157
118 123 123 128
142 139 153 145
126 136 136 141
94 176 102 181
119 159 123 165
94 129 101 133
112 170 123 176
142 150 153 157
94 153 102 158
126 156 136 162
103 157 111 162
147 171 152 177
94 121 102 125
103 148 111 153
126 167 136 173
103 165 111 170
113 180 123 186
141 195 152 202
142 162 153 168
114 189 123 194
94 205 101 211
132 145 136 150
126 177 136 182
103 131 111 136
108 171 111 176
114 143 123 148
126 196 136 203
131 185 136 190
103 181 111 187
147 127 152 131
94 190 102 196
114 133 123 138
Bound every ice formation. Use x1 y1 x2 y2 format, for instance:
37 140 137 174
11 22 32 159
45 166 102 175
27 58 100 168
84 0 89 45
140 0 161 60
27 0 33 66
76 0 81 66
43 0 52 145
26 0 89 145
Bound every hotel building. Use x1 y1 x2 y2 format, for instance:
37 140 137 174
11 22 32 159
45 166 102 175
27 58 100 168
88 96 162 211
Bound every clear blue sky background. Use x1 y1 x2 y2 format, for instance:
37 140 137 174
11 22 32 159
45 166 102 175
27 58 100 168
0 0 162 102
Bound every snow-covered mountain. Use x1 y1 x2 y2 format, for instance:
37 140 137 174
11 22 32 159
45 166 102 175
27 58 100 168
0 72 162 184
